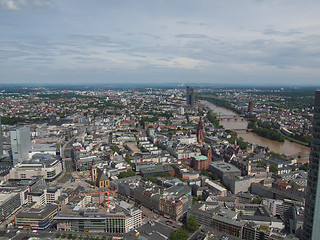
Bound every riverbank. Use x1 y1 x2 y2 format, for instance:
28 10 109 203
200 100 310 158
199 97 310 147
238 132 310 157
280 133 310 147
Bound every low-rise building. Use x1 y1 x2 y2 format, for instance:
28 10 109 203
55 197 142 234
177 167 199 180
206 180 227 197
209 161 241 180
139 165 175 178
27 186 62 206
15 203 58 230
212 208 245 238
9 156 62 181
0 191 22 222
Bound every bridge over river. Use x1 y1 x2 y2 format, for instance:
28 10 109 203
200 100 310 158
217 115 245 121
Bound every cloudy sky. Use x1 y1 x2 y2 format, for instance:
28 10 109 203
1 0 320 86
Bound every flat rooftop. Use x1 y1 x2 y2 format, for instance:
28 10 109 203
0 193 18 205
16 204 58 219
210 161 241 173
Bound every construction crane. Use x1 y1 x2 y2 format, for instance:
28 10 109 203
106 189 118 209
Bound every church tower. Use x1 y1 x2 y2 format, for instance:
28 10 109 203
197 118 205 143
91 164 97 185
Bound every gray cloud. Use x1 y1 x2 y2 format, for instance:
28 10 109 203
67 34 128 48
175 34 208 39
0 0 54 10
262 28 303 36
0 49 30 58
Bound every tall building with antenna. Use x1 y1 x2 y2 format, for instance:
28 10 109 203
302 90 320 240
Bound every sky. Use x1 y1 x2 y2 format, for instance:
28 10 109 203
0 0 320 86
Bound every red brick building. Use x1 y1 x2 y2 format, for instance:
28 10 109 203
191 155 210 170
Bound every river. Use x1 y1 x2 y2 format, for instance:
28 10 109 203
200 100 310 160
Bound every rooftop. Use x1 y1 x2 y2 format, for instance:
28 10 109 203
193 155 208 161
16 204 58 219
139 164 174 174
0 193 18 205
210 161 241 173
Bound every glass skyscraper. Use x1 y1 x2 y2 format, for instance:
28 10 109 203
10 126 31 166
186 86 195 108
302 90 320 240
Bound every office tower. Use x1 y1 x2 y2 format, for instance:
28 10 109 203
10 127 31 166
186 86 195 108
302 90 320 240
0 118 3 158
186 86 191 105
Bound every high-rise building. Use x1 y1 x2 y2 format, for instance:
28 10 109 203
10 127 31 166
0 118 3 158
302 90 320 240
186 86 195 108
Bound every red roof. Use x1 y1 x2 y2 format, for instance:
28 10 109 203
144 191 152 197
278 182 288 187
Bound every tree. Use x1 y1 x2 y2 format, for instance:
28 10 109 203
197 196 205 201
251 197 262 204
207 110 220 128
299 164 308 171
118 171 136 179
55 233 61 238
125 154 135 168
110 145 120 154
269 164 278 175
257 160 266 166
147 176 158 184
209 173 219 180
187 216 199 232
200 169 209 176
169 228 190 240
